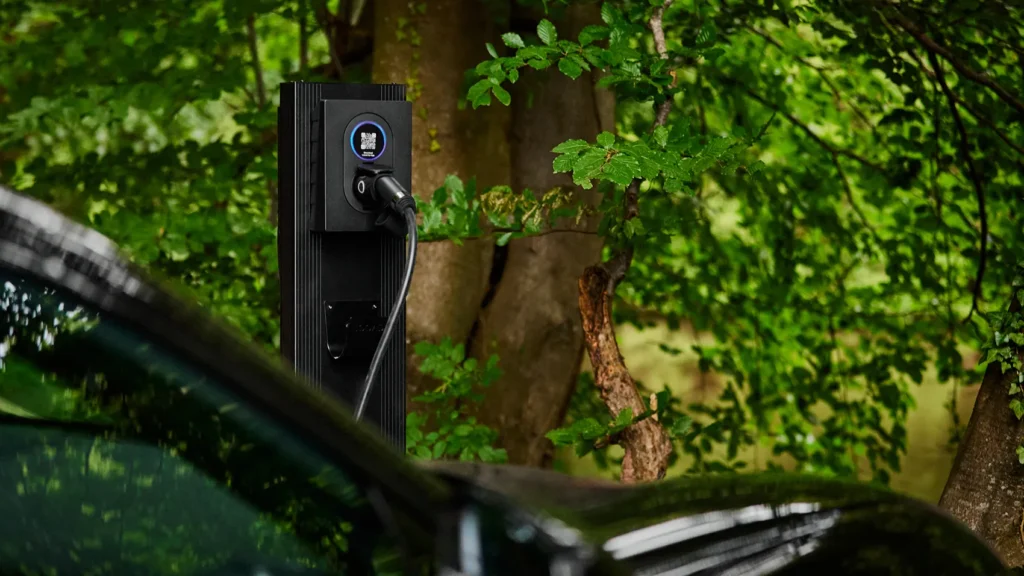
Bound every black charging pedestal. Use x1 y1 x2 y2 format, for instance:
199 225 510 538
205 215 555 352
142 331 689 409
278 82 411 449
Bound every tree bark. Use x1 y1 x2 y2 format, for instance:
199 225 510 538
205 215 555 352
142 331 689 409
940 294 1024 566
573 0 676 484
467 3 611 467
372 0 510 411
579 265 672 483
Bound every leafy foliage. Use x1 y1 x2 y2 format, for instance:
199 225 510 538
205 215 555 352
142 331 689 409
418 174 590 246
2 0 1023 490
548 373 694 463
464 0 1024 484
406 338 508 463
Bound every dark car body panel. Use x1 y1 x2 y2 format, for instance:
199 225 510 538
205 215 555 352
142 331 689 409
0 184 1009 575
0 186 451 527
424 455 1008 575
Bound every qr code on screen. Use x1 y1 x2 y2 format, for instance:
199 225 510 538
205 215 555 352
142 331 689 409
360 132 376 150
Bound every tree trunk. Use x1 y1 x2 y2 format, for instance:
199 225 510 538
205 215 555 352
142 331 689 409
579 264 672 483
372 0 510 411
468 3 611 467
940 294 1024 566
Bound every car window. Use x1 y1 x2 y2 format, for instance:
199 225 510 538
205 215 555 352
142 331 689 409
0 270 416 576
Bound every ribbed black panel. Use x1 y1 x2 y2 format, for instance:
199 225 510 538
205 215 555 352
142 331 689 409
278 82 407 450
379 234 406 447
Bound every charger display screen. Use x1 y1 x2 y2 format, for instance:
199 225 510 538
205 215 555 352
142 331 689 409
350 121 386 162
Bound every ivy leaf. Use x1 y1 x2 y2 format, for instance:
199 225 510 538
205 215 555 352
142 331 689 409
501 32 525 49
537 19 557 46
1011 399 1024 420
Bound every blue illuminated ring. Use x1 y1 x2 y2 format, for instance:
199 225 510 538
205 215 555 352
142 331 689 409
350 120 387 162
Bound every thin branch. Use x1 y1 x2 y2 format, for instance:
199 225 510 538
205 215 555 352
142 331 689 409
315 0 344 78
746 25 876 132
929 52 987 324
724 78 885 173
886 7 1024 117
245 15 267 109
593 410 658 451
299 0 309 73
832 151 880 244
650 0 673 57
420 227 599 244
908 52 1024 159
349 0 368 26
600 0 675 290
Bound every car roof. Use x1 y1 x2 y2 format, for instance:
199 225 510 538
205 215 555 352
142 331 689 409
0 184 452 521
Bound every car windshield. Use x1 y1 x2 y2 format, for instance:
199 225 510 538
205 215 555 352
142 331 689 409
0 270 406 576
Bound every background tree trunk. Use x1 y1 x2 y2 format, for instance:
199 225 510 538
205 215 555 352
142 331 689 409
467 3 612 467
372 0 510 412
940 294 1024 566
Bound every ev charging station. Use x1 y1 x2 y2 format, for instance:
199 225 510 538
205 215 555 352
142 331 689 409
277 83 415 449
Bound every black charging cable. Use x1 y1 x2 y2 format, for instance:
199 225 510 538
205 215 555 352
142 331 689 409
353 170 417 422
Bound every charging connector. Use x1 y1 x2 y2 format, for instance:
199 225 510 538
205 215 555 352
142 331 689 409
352 165 417 422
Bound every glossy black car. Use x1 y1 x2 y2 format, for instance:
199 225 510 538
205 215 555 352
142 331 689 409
0 184 1009 576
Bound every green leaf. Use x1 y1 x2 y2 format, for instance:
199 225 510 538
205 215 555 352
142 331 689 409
579 25 610 46
573 418 607 440
669 416 692 438
604 153 640 186
467 79 492 104
501 32 526 49
558 57 583 79
654 125 669 148
613 407 633 428
552 153 576 173
601 3 619 24
545 428 575 446
1017 445 1024 465
553 139 591 154
596 131 615 148
575 441 595 457
571 148 607 189
486 42 498 58
492 84 512 106
1011 399 1024 420
432 441 447 459
537 19 557 46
